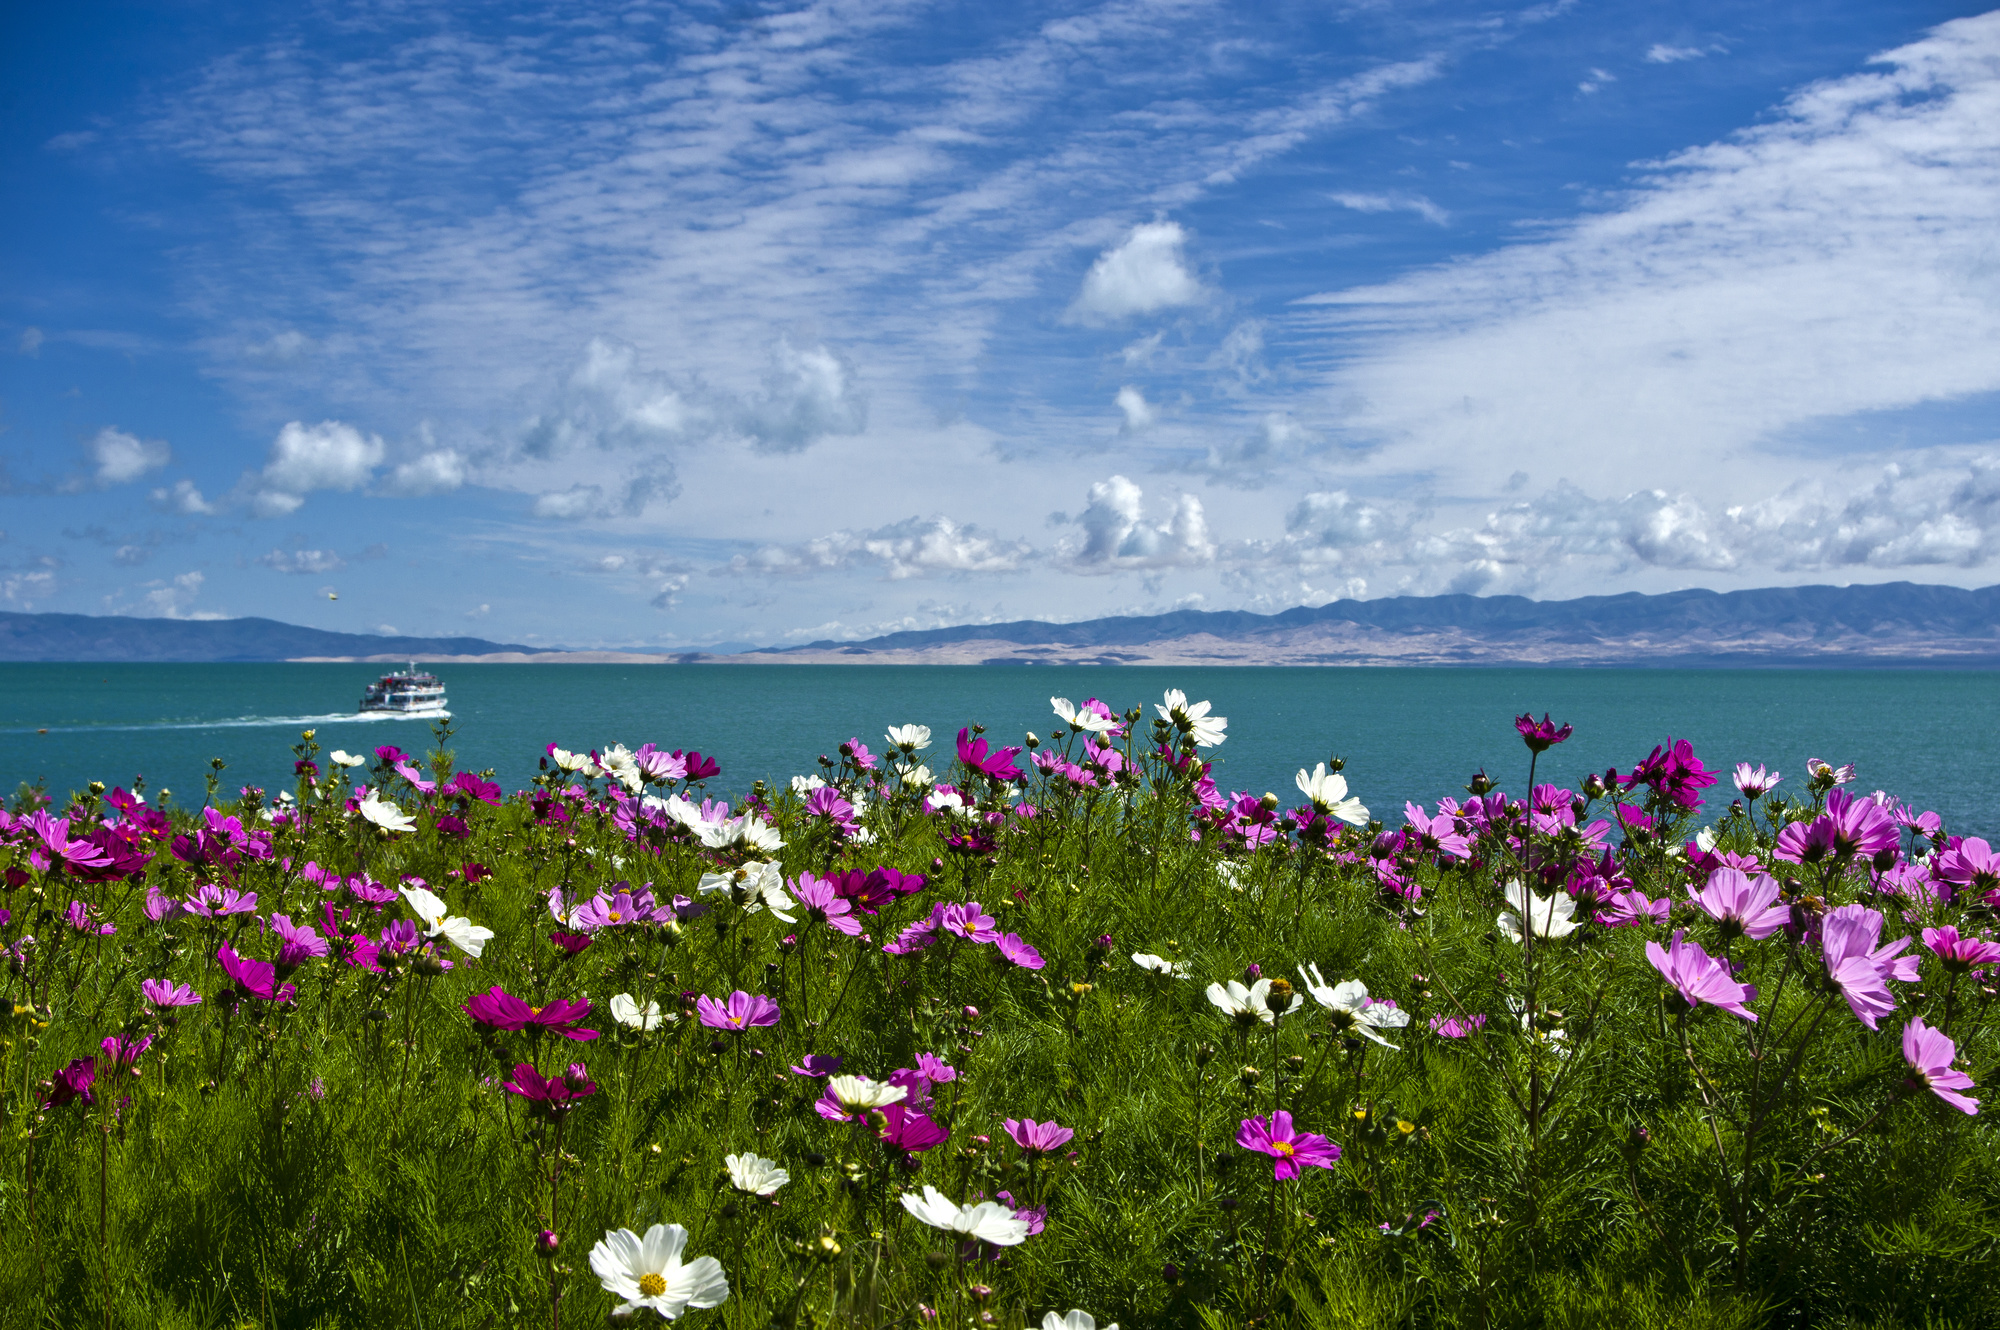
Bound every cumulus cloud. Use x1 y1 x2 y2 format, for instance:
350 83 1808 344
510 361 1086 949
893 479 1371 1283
251 420 384 516
1066 222 1206 324
1115 386 1154 432
257 548 346 575
533 485 612 521
1329 192 1449 226
151 479 215 516
84 427 171 487
1296 14 2000 500
1063 475 1215 572
737 340 868 453
726 515 1034 580
381 449 467 496
1 569 56 608
142 570 222 620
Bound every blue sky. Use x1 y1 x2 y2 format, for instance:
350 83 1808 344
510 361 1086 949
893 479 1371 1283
4 0 1998 649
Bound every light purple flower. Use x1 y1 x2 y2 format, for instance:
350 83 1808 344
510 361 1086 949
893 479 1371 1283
1688 868 1791 941
696 990 780 1032
1731 763 1781 798
994 933 1045 970
1903 1017 1978 1114
1003 1117 1074 1156
1645 930 1758 1023
790 873 865 936
1428 1014 1486 1038
1822 904 1917 1030
1237 1110 1340 1181
914 1052 957 1083
186 884 258 918
1922 925 2000 973
141 978 202 1008
65 900 115 936
271 913 330 969
1596 889 1670 929
790 1053 843 1078
938 902 998 944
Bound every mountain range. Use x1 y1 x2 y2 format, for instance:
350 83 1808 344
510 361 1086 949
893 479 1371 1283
0 582 1996 665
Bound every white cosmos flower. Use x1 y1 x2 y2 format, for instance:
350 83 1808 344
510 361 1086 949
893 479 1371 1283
699 812 784 855
550 746 603 778
1132 952 1189 978
1044 1313 1118 1330
900 1186 1031 1246
600 744 644 793
924 788 971 817
1299 964 1410 1049
790 774 826 794
588 1223 729 1321
1156 689 1227 748
358 791 417 834
1295 764 1369 826
1496 879 1579 943
610 993 665 1031
724 1152 790 1196
897 762 934 789
1051 697 1116 735
328 750 365 768
695 862 796 921
886 724 932 752
398 884 494 958
1205 978 1275 1025
826 1075 907 1112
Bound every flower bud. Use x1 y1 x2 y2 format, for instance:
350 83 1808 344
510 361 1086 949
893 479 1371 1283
1263 977 1295 1015
969 1284 994 1303
925 1251 951 1270
1217 1196 1239 1212
1162 1262 1182 1286
1195 1042 1216 1067
537 1230 560 1258
1243 962 1261 983
1238 1065 1262 1089
1260 792 1280 811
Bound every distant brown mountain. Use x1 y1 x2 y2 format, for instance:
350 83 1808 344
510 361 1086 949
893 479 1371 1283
0 612 548 662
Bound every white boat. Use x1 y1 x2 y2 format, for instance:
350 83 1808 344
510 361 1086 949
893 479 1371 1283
360 664 449 715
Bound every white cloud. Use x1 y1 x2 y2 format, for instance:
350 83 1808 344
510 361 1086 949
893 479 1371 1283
728 515 1034 580
1063 475 1215 572
533 485 611 521
381 449 467 496
143 570 223 620
1296 13 2000 506
1066 222 1206 324
1646 44 1709 64
1 570 56 607
737 340 868 453
1115 386 1154 432
85 427 171 486
252 420 384 516
18 328 42 357
257 548 346 575
465 603 490 619
1329 192 1449 226
151 479 215 516
1578 67 1618 94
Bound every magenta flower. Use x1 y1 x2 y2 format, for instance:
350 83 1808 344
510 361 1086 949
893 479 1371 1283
1689 868 1791 941
1922 925 2000 973
790 873 865 936
1903 1017 1978 1114
938 902 999 944
827 866 926 915
186 884 258 918
1003 1117 1074 1157
549 930 594 956
1428 1014 1486 1038
1935 838 2000 897
270 914 330 970
914 1052 957 1083
790 1053 843 1078
218 943 296 1003
696 990 780 1032
65 900 115 936
1402 802 1472 861
141 978 201 1008
877 1104 949 1155
41 1056 97 1110
1514 713 1573 753
1645 930 1758 1022
144 885 189 924
841 737 879 771
1821 904 1918 1030
573 885 663 930
463 986 599 1041
956 728 1025 783
504 1061 597 1115
1596 889 1670 929
1236 1110 1340 1181
99 1033 152 1076
994 933 1045 970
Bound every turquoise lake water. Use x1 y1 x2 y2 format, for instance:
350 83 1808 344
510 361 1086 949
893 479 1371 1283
1 663 1995 835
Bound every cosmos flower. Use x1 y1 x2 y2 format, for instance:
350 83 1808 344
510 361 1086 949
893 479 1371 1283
1237 1110 1340 1181
1051 697 1117 735
1903 1017 1978 1115
1732 763 1782 798
1003 1118 1074 1156
504 1062 597 1114
815 1075 907 1122
1645 931 1758 1022
1921 926 2000 973
141 978 201 1008
1132 952 1189 978
789 873 865 936
1042 1313 1117 1330
1298 965 1410 1049
588 1223 729 1320
1821 904 1918 1030
725 1152 790 1195
1496 880 1578 942
900 1186 1031 1246
357 791 417 834
463 986 598 1040
1688 868 1791 941
695 990 779 1032
399 884 495 958
1295 764 1368 826
1157 690 1226 748
1514 713 1573 753
1206 978 1276 1027
610 994 665 1031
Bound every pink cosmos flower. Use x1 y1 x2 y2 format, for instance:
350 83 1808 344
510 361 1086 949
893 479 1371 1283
994 933 1045 969
1821 904 1918 1030
462 986 598 1040
65 900 115 936
1902 1017 1978 1114
186 884 258 917
1732 763 1781 798
1596 889 1670 929
914 1052 957 1083
790 873 865 936
504 1061 597 1115
938 902 999 944
99 1033 152 1075
1689 868 1791 941
141 978 201 1008
1935 838 2000 897
270 913 330 970
696 990 780 1032
1236 1110 1340 1181
956 728 1025 783
1645 930 1758 1022
42 1056 97 1110
1428 1014 1486 1038
218 943 296 1003
790 1053 843 1078
877 1104 949 1155
1514 714 1573 753
549 930 593 956
1922 925 2000 973
1402 802 1472 860
1004 1118 1074 1156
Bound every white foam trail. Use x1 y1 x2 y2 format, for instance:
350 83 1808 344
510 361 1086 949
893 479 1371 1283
5 709 450 736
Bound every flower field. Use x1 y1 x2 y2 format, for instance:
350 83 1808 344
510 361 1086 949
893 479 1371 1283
1 692 1995 1329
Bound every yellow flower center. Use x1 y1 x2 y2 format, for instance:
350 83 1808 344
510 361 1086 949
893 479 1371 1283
638 1272 668 1297
1272 1141 1295 1157
609 910 623 923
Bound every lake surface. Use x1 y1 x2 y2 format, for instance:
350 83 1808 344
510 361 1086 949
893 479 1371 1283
1 663 1995 835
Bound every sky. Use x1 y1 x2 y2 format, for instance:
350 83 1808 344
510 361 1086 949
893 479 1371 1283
3 0 1999 650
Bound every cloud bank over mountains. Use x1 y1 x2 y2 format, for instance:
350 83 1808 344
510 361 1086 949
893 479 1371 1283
4 2 1999 644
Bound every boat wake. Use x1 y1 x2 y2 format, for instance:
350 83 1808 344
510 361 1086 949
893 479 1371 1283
6 709 451 737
